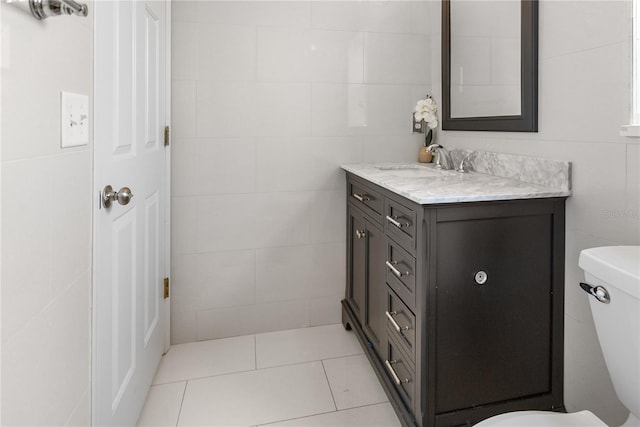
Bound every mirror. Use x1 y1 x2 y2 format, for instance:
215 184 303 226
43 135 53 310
442 0 538 132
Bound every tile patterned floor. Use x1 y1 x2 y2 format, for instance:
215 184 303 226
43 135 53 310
137 324 401 427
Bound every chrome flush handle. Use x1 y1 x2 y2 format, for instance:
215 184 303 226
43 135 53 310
580 282 611 304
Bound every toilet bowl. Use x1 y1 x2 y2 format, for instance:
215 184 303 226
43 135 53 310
475 246 640 427
474 410 607 427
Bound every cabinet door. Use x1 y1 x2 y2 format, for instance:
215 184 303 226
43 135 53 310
434 214 552 414
347 205 386 352
347 206 367 324
363 218 385 350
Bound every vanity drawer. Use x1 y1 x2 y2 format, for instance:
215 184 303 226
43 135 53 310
386 286 416 363
385 198 416 254
386 238 416 311
349 179 383 222
384 335 416 411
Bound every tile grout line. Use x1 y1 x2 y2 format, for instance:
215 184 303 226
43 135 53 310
155 355 362 387
317 351 364 363
175 380 188 427
256 350 363 372
320 359 339 412
153 365 259 386
256 408 338 427
255 402 394 427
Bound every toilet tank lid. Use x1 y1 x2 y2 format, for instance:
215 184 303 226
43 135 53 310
579 246 640 299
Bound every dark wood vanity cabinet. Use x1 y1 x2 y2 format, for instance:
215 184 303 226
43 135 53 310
342 173 566 427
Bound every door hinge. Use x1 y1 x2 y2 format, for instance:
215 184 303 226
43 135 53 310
164 125 170 147
163 277 170 299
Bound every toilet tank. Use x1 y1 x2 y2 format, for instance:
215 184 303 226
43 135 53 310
579 246 640 420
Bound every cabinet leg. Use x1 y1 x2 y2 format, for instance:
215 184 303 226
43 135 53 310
341 300 353 330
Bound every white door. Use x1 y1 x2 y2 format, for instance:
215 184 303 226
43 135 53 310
93 0 168 425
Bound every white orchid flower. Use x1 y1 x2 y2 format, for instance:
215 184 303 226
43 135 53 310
414 95 438 137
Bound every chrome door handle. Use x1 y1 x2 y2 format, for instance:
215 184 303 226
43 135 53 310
102 185 134 208
385 311 410 334
384 360 410 386
352 193 371 202
386 215 409 229
355 229 366 239
386 260 410 278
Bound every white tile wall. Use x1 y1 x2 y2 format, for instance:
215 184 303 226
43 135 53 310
1 3 92 425
199 25 256 82
197 1 311 28
364 33 431 84
171 0 432 344
196 300 310 341
432 1 639 425
172 80 197 138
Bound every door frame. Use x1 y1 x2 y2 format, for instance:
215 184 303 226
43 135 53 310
90 0 172 423
163 0 171 354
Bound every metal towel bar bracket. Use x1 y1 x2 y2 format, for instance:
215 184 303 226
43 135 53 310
6 0 88 19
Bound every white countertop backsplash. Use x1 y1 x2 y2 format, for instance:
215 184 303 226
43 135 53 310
342 150 571 205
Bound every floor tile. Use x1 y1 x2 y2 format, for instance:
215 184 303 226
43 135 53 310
259 402 401 426
137 382 186 427
178 361 336 426
256 324 362 369
153 335 255 385
322 354 388 410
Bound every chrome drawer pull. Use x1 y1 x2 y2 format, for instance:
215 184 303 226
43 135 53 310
386 215 410 229
384 359 410 386
386 260 410 278
352 193 371 202
385 310 410 334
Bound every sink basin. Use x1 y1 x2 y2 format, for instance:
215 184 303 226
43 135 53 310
375 165 448 178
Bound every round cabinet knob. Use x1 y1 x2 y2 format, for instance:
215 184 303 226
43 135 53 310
474 270 488 285
116 187 133 205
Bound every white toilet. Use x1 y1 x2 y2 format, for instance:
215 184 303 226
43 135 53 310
476 246 640 427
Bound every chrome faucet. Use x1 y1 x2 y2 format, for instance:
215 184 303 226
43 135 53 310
456 153 473 173
426 144 454 170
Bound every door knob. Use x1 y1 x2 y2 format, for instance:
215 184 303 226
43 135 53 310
102 185 134 208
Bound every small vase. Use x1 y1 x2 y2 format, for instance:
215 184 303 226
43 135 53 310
418 146 432 163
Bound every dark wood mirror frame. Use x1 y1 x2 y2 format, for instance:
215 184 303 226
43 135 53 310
442 0 538 132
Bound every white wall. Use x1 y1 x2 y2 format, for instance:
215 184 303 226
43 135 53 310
433 1 638 425
170 1 433 343
0 3 93 425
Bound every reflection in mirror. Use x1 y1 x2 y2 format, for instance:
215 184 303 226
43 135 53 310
442 0 538 132
450 1 521 118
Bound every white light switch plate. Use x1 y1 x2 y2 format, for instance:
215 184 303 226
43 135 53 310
60 91 89 148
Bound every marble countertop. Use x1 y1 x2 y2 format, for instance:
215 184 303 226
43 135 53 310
341 162 572 205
